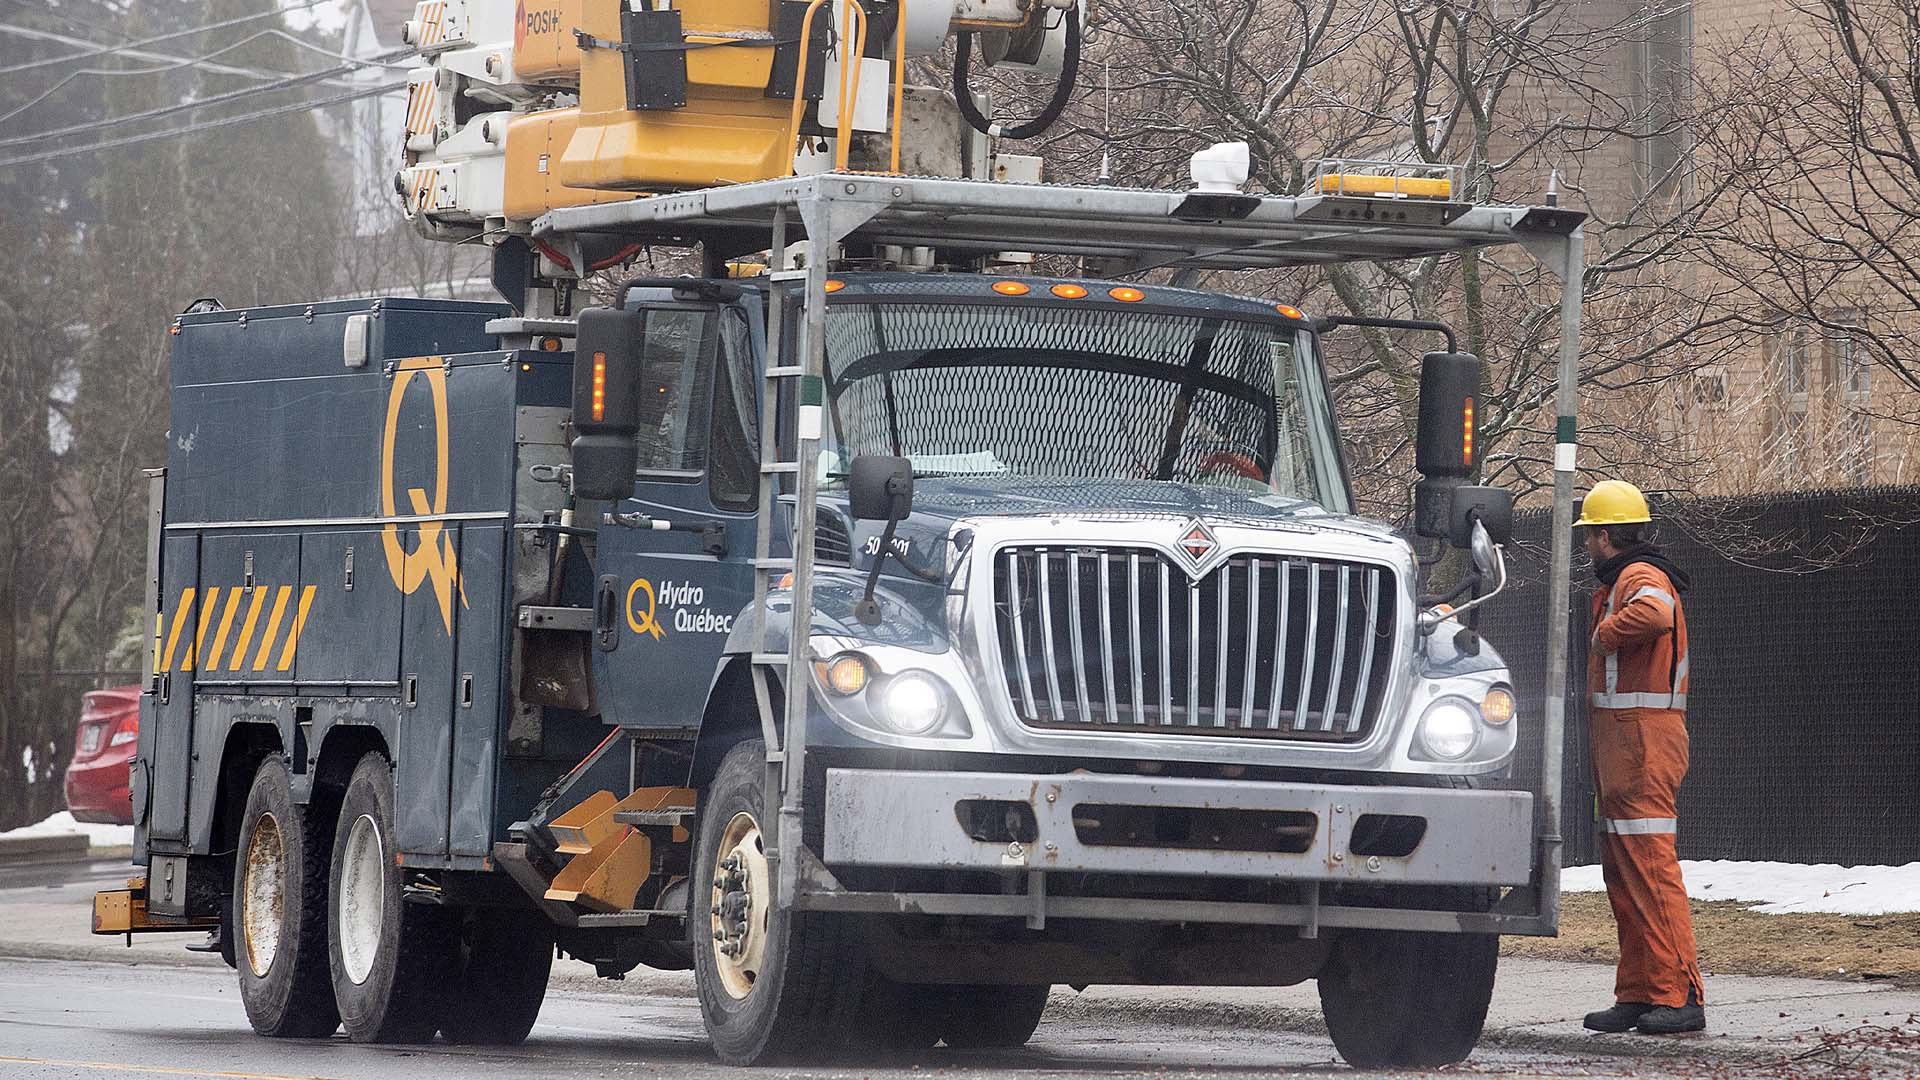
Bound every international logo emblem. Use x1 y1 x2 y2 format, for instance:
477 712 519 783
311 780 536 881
1173 519 1223 579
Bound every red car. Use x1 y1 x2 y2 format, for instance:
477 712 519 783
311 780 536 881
64 685 140 825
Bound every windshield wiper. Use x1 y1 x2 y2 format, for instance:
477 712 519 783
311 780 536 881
1153 319 1224 480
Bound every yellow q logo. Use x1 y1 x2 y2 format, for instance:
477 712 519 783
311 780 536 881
626 578 664 640
381 356 467 634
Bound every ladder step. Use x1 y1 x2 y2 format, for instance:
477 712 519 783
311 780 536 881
761 462 799 475
765 365 806 378
755 558 795 570
750 653 793 666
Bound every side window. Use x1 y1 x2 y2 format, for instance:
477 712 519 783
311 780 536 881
709 309 760 510
635 309 714 475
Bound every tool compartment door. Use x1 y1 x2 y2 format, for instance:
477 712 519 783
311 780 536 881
147 533 201 844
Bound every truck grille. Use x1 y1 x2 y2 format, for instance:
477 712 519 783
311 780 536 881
991 547 1396 740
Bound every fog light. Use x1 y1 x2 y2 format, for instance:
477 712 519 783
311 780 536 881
1419 697 1479 760
1481 686 1515 726
881 671 946 736
819 654 868 696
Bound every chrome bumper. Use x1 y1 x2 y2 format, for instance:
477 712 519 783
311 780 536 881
823 768 1535 886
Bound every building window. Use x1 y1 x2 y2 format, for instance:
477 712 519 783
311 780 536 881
1831 315 1870 403
1781 326 1811 402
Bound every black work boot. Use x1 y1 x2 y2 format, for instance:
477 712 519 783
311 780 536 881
1635 990 1706 1034
1583 1002 1654 1032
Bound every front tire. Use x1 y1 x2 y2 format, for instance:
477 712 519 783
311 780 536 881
233 755 340 1038
693 739 867 1064
437 907 554 1045
327 752 456 1043
1317 926 1497 1068
938 985 1051 1048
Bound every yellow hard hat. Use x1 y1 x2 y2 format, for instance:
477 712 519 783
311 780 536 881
1576 479 1651 526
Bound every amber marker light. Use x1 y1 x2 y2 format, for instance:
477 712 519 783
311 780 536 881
992 280 1031 296
1275 303 1306 320
591 351 607 422
520 362 532 372
823 279 845 293
1108 286 1145 302
1050 283 1089 299
1481 686 1516 726
818 654 869 696
542 336 562 352
1462 399 1475 466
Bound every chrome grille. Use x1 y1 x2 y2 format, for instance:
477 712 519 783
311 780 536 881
992 546 1396 740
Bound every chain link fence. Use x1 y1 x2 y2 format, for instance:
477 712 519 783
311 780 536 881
1481 487 1920 867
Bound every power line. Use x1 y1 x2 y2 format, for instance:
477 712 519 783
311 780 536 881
0 81 405 169
1 0 335 76
0 51 411 151
0 23 308 85
0 29 410 129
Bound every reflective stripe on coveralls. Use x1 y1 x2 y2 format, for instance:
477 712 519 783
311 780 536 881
1601 817 1678 835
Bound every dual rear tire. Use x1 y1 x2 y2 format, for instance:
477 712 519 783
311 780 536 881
231 751 550 1045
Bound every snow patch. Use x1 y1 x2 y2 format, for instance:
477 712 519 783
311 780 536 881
0 811 134 849
1563 860 1920 915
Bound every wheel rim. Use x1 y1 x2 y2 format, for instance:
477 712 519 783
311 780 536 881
241 811 284 978
709 811 771 1001
337 812 385 986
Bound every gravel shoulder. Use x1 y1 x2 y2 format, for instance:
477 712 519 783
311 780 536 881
1506 891 1920 989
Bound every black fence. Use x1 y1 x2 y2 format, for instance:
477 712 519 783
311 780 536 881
1479 487 1920 867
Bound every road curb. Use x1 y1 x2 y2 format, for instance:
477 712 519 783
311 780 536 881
0 834 89 864
0 941 227 970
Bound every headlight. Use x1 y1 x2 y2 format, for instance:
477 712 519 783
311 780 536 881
880 671 947 736
1419 697 1480 760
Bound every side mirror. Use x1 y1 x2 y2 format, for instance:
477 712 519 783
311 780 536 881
848 455 914 521
570 306 646 501
1415 351 1481 480
1448 484 1513 548
1412 351 1482 540
1470 519 1500 576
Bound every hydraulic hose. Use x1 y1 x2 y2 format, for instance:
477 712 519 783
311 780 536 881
952 4 1079 140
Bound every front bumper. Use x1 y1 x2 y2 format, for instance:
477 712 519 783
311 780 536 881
824 768 1535 887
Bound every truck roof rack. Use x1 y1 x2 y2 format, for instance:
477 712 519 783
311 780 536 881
534 173 1585 274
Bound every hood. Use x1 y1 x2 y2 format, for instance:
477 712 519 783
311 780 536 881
815 476 1401 590
865 475 1395 540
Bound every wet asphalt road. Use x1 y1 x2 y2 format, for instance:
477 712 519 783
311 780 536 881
0 858 1722 1079
0 956 1726 1080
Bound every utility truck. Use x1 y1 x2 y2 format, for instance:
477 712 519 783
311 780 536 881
96 0 1590 1068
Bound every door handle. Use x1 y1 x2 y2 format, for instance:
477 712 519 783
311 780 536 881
595 575 620 652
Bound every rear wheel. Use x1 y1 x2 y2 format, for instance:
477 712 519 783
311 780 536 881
233 754 340 1038
327 752 457 1043
693 740 867 1064
437 907 554 1045
1317 925 1497 1068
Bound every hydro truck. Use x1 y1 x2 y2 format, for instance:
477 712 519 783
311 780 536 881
100 165 1587 1069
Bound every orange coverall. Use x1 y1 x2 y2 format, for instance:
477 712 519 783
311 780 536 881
1588 559 1703 1009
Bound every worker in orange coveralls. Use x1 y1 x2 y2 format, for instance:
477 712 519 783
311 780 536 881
1577 480 1706 1035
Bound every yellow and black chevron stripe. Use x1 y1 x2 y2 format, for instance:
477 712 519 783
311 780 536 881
152 585 316 674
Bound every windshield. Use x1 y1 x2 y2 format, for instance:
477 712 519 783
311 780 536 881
819 300 1343 506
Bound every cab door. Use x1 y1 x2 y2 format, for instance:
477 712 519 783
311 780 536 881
594 297 761 730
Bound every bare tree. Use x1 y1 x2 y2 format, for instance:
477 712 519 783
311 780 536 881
998 0 1756 517
1694 0 1920 390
